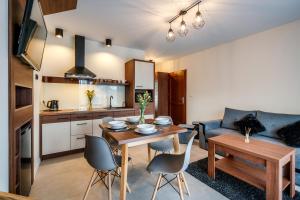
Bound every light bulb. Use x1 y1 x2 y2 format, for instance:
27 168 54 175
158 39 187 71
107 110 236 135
193 10 205 29
166 27 175 42
178 19 188 37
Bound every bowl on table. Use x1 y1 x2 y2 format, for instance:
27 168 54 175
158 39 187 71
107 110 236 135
154 117 171 125
135 124 157 134
127 116 140 123
108 120 126 129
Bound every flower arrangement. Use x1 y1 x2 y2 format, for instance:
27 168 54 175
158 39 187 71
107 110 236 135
86 90 95 109
137 91 152 124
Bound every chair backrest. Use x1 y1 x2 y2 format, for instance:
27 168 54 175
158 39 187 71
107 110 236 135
84 135 117 171
181 130 197 171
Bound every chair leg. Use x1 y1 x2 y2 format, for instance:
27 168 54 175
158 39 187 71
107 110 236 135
108 171 112 200
151 174 162 200
154 150 158 157
177 174 184 200
82 170 96 200
180 172 190 196
126 183 131 193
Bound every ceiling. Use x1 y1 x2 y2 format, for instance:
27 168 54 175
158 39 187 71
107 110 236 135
43 0 300 61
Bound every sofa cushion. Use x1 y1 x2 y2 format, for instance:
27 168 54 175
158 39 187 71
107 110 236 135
221 108 257 130
234 114 265 135
277 121 300 147
253 135 300 170
205 128 240 139
256 111 300 139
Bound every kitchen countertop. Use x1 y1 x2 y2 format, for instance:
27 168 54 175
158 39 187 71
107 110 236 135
40 107 136 116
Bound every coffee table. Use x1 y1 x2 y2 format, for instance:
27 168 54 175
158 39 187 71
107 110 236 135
208 134 295 200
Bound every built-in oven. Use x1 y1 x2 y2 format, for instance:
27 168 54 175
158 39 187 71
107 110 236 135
135 89 153 103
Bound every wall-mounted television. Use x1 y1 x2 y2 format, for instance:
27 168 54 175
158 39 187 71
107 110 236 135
16 0 47 71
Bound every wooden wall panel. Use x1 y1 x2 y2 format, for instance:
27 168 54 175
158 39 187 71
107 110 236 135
39 0 77 15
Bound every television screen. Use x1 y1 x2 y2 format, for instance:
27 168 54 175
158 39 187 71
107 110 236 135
17 0 47 71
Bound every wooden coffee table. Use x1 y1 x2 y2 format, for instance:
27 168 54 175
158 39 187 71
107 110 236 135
208 134 295 200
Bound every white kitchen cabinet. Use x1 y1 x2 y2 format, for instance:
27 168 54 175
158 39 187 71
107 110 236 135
93 119 103 137
42 122 71 155
71 120 93 136
71 134 86 150
134 61 154 89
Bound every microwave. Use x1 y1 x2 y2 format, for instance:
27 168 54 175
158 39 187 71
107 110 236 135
135 90 153 103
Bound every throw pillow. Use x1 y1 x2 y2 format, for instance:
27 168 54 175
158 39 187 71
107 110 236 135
234 114 266 135
277 121 300 147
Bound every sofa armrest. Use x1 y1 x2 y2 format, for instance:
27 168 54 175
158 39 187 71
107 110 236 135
193 119 222 149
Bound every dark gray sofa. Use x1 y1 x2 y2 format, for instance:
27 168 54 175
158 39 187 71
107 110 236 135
198 108 300 185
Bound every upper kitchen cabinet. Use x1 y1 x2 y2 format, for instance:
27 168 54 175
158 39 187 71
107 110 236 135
134 61 154 90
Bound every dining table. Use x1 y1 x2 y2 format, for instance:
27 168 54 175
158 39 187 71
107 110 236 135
100 119 188 200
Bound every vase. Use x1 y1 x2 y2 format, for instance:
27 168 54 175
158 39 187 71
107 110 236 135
244 128 251 143
139 107 145 124
88 101 93 110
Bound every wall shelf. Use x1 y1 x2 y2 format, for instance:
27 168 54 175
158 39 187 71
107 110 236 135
42 76 129 86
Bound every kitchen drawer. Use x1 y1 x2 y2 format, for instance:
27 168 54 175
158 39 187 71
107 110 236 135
113 110 135 118
71 134 86 150
71 113 93 121
41 114 71 124
71 120 93 136
93 111 113 119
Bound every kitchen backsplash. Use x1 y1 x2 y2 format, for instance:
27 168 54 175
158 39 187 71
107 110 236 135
41 82 125 110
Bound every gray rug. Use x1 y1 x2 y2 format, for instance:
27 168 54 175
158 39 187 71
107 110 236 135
186 158 300 200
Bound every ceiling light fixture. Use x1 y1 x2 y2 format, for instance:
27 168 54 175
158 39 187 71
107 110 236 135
166 0 205 42
166 23 175 42
55 28 63 38
193 4 205 29
178 14 188 37
106 39 112 47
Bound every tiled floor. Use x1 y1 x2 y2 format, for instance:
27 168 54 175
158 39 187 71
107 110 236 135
30 142 228 200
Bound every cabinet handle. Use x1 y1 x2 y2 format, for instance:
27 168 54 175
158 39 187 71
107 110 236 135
76 137 85 140
76 116 88 119
57 117 69 120
77 122 88 126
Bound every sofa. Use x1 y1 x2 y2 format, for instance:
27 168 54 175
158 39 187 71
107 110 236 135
197 107 300 185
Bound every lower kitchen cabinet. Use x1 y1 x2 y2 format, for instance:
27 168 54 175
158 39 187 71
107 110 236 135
71 134 86 150
93 119 103 137
42 122 71 155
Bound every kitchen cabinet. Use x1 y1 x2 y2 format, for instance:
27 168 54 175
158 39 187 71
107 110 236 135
134 61 154 90
71 134 86 150
71 120 93 136
42 122 70 155
93 119 103 137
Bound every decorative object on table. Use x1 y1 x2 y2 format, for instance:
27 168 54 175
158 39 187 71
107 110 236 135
186 158 300 200
277 120 300 147
135 124 156 134
86 89 95 109
234 114 265 143
137 91 152 124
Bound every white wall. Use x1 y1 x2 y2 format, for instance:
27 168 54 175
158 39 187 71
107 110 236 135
40 33 144 110
157 20 300 123
0 0 9 192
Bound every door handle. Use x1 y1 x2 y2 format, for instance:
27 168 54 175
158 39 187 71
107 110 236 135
76 136 85 140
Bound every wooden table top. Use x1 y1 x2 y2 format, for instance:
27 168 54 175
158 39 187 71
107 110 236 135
102 123 187 145
0 192 32 200
208 134 295 162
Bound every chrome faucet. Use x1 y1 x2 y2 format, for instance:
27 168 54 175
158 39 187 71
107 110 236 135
109 96 113 109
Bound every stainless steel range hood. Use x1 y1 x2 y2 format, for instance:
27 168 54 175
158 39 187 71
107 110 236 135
64 35 96 79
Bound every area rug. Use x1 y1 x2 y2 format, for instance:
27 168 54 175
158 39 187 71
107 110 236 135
186 158 300 200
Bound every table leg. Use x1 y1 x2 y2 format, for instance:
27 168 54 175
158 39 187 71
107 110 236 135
147 144 151 162
173 134 180 154
208 142 215 179
266 160 282 200
120 144 128 200
290 153 295 198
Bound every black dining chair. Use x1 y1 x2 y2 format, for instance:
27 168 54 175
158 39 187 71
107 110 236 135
83 135 131 200
147 131 197 200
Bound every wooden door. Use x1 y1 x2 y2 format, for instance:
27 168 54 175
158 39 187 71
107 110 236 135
169 70 187 125
156 72 169 116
